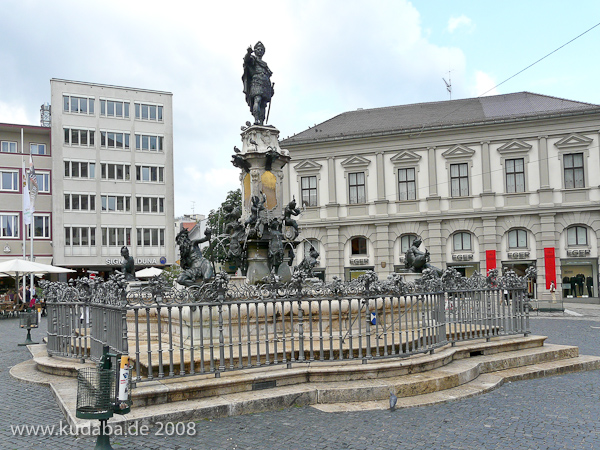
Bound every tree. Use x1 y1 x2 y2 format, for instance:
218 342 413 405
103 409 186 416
203 189 242 263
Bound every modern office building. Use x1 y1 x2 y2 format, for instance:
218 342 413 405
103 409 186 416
50 79 175 278
0 123 53 276
281 92 600 300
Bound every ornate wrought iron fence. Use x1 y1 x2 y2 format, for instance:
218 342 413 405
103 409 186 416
41 268 533 382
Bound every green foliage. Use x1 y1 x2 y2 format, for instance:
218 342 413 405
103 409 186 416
204 189 242 263
161 264 182 286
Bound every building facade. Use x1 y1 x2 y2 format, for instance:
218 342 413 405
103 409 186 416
50 79 175 277
281 92 600 300
0 123 53 278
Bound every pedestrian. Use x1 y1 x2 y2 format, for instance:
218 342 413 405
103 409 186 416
503 289 509 305
550 281 556 302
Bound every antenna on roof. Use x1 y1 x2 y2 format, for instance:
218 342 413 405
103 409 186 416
443 70 452 100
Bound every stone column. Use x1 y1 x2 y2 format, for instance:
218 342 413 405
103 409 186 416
482 217 498 270
374 223 391 278
426 147 441 212
326 226 343 281
374 152 388 215
480 141 495 210
427 220 443 269
537 135 554 206
326 157 339 219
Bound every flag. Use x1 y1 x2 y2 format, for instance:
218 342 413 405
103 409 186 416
22 160 31 225
28 156 38 212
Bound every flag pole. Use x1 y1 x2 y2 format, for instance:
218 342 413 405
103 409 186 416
20 128 25 302
29 152 34 296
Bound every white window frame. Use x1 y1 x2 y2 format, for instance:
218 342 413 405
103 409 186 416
348 172 366 204
64 128 95 147
64 193 96 212
65 226 96 247
28 214 51 239
136 165 164 183
101 227 132 247
508 229 527 249
0 170 20 192
136 196 165 213
101 163 131 181
137 227 165 247
135 134 164 152
0 214 19 238
63 95 95 115
100 130 130 150
567 226 588 246
30 143 47 155
35 171 51 193
101 194 131 213
300 176 318 207
1 141 17 153
99 98 130 118
134 102 164 122
453 232 472 251
64 160 96 179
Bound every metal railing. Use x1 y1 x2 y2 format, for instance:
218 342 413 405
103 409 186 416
42 269 532 382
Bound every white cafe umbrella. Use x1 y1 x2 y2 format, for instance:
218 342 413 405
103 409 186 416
135 267 164 278
0 258 75 276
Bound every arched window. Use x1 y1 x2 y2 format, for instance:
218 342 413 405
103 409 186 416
453 232 471 251
567 226 587 246
508 229 527 248
401 234 417 253
351 237 367 255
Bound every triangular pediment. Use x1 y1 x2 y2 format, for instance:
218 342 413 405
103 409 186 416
390 150 422 165
441 144 475 160
293 159 322 173
341 155 371 168
497 139 532 154
555 133 593 149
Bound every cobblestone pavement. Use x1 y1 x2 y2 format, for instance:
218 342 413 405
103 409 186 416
1 304 600 450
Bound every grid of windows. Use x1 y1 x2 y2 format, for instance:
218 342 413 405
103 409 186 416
64 128 95 146
101 131 130 149
136 196 164 213
35 172 50 193
301 176 317 207
65 226 96 246
135 134 163 152
63 95 94 115
101 227 131 247
505 158 525 193
64 161 95 179
135 103 163 121
1 170 19 191
564 153 584 189
398 168 416 200
450 163 469 197
27 215 50 238
453 232 472 251
1 141 17 153
136 165 164 183
101 195 130 212
100 99 130 118
348 172 365 204
30 143 47 155
1 214 19 238
567 226 587 246
137 228 165 247
64 193 95 211
351 237 367 255
508 229 527 248
101 163 130 181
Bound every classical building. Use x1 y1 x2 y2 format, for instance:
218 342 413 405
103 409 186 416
281 92 600 300
0 123 53 275
50 79 175 277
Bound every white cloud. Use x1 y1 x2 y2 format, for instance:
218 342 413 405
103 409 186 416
0 101 36 125
447 15 473 33
473 71 499 97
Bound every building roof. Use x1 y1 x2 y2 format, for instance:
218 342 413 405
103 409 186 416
281 92 600 145
181 222 197 232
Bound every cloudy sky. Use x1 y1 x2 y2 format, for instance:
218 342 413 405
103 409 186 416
1 0 599 217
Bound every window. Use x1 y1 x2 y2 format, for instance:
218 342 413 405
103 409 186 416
567 226 587 246
1 141 17 153
30 143 47 155
398 168 416 200
101 227 131 247
136 228 165 247
65 227 96 246
453 232 472 251
65 161 95 179
1 170 19 191
136 165 164 183
101 131 130 150
64 193 95 211
135 134 164 152
28 215 50 238
135 103 163 121
450 163 469 197
351 237 367 255
304 239 319 258
35 172 50 193
348 172 365 204
101 195 130 212
564 153 584 189
401 234 417 253
63 95 94 115
136 196 164 213
0 214 19 238
64 128 95 147
101 163 130 181
508 229 527 248
100 99 129 118
301 176 317 207
505 158 525 193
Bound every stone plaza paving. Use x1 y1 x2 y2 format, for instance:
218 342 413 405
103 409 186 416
1 305 600 449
